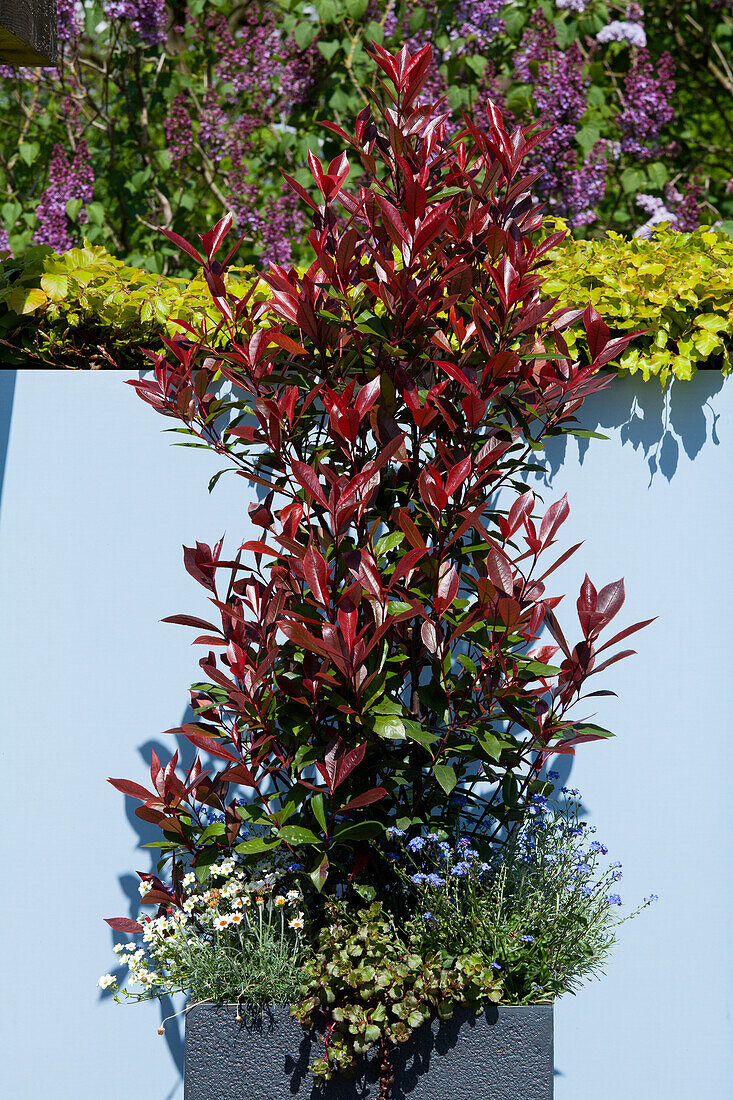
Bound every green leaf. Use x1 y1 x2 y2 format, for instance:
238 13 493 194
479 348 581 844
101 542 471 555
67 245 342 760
333 821 383 842
235 836 282 855
386 600 413 616
345 0 368 18
374 713 407 740
311 793 327 833
622 168 646 195
278 824 320 845
310 855 329 892
563 429 609 440
40 273 68 302
65 198 83 222
432 764 457 795
365 19 384 44
18 141 39 166
293 20 317 48
374 531 404 559
562 723 615 741
317 38 341 60
575 125 600 156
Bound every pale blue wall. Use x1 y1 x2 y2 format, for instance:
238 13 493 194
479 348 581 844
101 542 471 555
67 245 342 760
0 369 730 1099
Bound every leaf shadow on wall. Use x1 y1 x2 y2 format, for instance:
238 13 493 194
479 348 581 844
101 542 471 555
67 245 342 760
539 370 724 485
105 707 203 1089
0 369 16 508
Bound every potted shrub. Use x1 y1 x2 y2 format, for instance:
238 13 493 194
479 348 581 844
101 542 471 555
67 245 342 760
100 43 656 1099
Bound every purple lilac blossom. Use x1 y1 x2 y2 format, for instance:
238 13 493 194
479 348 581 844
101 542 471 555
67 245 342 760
597 20 647 48
34 141 94 253
279 38 321 111
520 28 607 226
0 227 9 253
164 93 193 165
108 0 167 46
673 177 703 232
57 0 82 42
449 0 506 51
556 0 588 10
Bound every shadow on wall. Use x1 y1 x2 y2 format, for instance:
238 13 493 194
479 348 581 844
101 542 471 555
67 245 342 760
540 369 725 485
102 707 204 1090
0 370 16 507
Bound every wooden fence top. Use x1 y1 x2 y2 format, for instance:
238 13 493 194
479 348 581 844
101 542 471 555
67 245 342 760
0 0 57 66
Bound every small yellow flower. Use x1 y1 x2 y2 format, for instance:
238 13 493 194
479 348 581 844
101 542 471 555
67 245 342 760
255 895 265 906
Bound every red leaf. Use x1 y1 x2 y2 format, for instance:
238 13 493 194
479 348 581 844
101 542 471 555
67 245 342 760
487 548 513 593
108 777 152 802
184 731 238 763
435 563 459 611
161 614 219 631
539 494 569 547
596 617 656 654
596 579 625 624
304 544 330 607
269 331 308 357
334 741 367 789
291 461 328 508
335 787 388 814
354 376 382 421
160 228 203 265
199 211 233 261
445 456 471 499
104 917 143 934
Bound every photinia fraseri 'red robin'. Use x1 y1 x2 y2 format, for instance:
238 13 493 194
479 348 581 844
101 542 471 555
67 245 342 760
111 43 652 907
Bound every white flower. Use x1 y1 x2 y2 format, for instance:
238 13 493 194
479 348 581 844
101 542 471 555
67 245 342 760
596 20 646 47
232 897 244 910
97 974 116 989
183 872 197 888
138 879 153 896
183 897 197 913
215 915 231 930
230 912 244 925
286 889 301 904
274 895 287 908
288 914 305 931
112 943 124 954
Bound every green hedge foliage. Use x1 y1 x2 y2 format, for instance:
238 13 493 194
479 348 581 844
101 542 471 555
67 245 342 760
1 228 731 381
544 223 733 385
0 244 259 368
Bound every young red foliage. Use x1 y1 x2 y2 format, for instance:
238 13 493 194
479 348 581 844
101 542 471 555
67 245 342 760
112 44 650 902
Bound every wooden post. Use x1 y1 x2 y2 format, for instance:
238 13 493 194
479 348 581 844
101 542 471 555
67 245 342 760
0 0 57 66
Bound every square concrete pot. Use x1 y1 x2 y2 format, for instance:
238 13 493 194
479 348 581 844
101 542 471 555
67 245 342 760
184 1002 553 1099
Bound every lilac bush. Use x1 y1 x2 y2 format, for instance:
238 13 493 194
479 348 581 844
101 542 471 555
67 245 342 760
0 0 731 269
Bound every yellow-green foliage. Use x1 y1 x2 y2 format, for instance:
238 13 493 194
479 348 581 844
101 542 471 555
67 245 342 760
1 228 732 380
544 222 733 385
0 243 260 368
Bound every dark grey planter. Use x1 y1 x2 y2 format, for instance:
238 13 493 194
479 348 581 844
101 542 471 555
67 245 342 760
185 1002 553 1100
